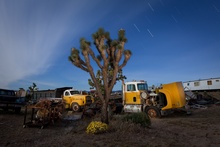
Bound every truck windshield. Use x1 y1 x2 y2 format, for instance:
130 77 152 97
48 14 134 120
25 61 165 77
70 90 80 95
137 83 148 90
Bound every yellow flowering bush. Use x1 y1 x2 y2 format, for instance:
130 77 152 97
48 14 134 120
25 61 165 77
86 121 108 134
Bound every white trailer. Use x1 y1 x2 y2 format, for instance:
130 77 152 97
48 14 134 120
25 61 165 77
183 78 220 91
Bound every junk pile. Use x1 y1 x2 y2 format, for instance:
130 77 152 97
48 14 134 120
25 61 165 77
23 100 64 129
187 93 220 109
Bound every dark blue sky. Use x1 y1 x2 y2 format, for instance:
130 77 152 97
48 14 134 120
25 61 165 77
0 0 220 90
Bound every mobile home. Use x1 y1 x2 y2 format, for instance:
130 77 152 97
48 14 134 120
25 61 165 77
183 78 220 91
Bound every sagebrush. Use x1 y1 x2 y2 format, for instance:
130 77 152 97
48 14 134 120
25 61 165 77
122 112 151 127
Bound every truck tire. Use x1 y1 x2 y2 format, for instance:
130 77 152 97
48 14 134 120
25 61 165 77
72 103 80 112
146 106 161 118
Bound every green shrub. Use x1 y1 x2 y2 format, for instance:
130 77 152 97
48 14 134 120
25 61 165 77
122 112 151 127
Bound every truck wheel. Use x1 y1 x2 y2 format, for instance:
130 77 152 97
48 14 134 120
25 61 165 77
146 106 161 118
72 103 80 112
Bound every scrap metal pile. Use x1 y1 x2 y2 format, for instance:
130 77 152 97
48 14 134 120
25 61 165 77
187 96 220 109
23 100 64 129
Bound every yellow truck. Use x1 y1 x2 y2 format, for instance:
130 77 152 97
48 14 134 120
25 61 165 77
62 89 93 112
122 80 187 118
35 87 93 112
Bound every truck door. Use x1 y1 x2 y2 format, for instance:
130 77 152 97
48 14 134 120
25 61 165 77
63 91 72 107
124 84 141 104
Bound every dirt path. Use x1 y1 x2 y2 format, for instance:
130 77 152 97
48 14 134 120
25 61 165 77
0 105 220 147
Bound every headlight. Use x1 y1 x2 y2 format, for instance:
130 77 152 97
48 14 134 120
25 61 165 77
141 92 147 99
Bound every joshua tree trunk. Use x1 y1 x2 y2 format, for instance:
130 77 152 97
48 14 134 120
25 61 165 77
101 101 109 124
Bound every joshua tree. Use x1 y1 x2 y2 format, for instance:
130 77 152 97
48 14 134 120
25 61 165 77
28 83 38 101
69 28 131 124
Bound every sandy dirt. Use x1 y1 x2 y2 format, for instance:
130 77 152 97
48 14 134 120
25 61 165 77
0 104 220 147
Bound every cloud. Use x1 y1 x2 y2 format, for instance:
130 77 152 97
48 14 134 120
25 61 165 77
0 0 152 89
0 0 92 88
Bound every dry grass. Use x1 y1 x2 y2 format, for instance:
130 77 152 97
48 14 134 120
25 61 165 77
1 105 220 146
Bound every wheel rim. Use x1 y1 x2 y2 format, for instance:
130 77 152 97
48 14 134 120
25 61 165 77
147 109 157 118
73 105 79 111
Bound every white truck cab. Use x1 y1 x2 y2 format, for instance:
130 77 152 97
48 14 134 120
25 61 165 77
123 80 148 113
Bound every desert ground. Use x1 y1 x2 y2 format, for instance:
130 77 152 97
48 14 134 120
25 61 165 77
0 103 220 147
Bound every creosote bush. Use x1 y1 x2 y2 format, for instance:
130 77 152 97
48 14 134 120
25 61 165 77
122 112 151 127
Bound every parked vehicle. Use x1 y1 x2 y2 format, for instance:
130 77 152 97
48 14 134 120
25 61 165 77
33 87 72 102
122 80 187 118
62 89 94 112
0 88 26 113
87 80 188 118
34 87 94 112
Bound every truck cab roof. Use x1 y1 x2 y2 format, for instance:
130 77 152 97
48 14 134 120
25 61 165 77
65 89 80 95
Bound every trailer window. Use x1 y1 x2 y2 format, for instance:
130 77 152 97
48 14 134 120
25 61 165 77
34 93 37 99
207 80 212 85
194 82 200 86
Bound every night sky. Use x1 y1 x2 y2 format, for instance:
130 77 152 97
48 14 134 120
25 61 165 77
0 0 220 90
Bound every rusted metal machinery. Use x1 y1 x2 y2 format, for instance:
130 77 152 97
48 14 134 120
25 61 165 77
23 100 64 129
